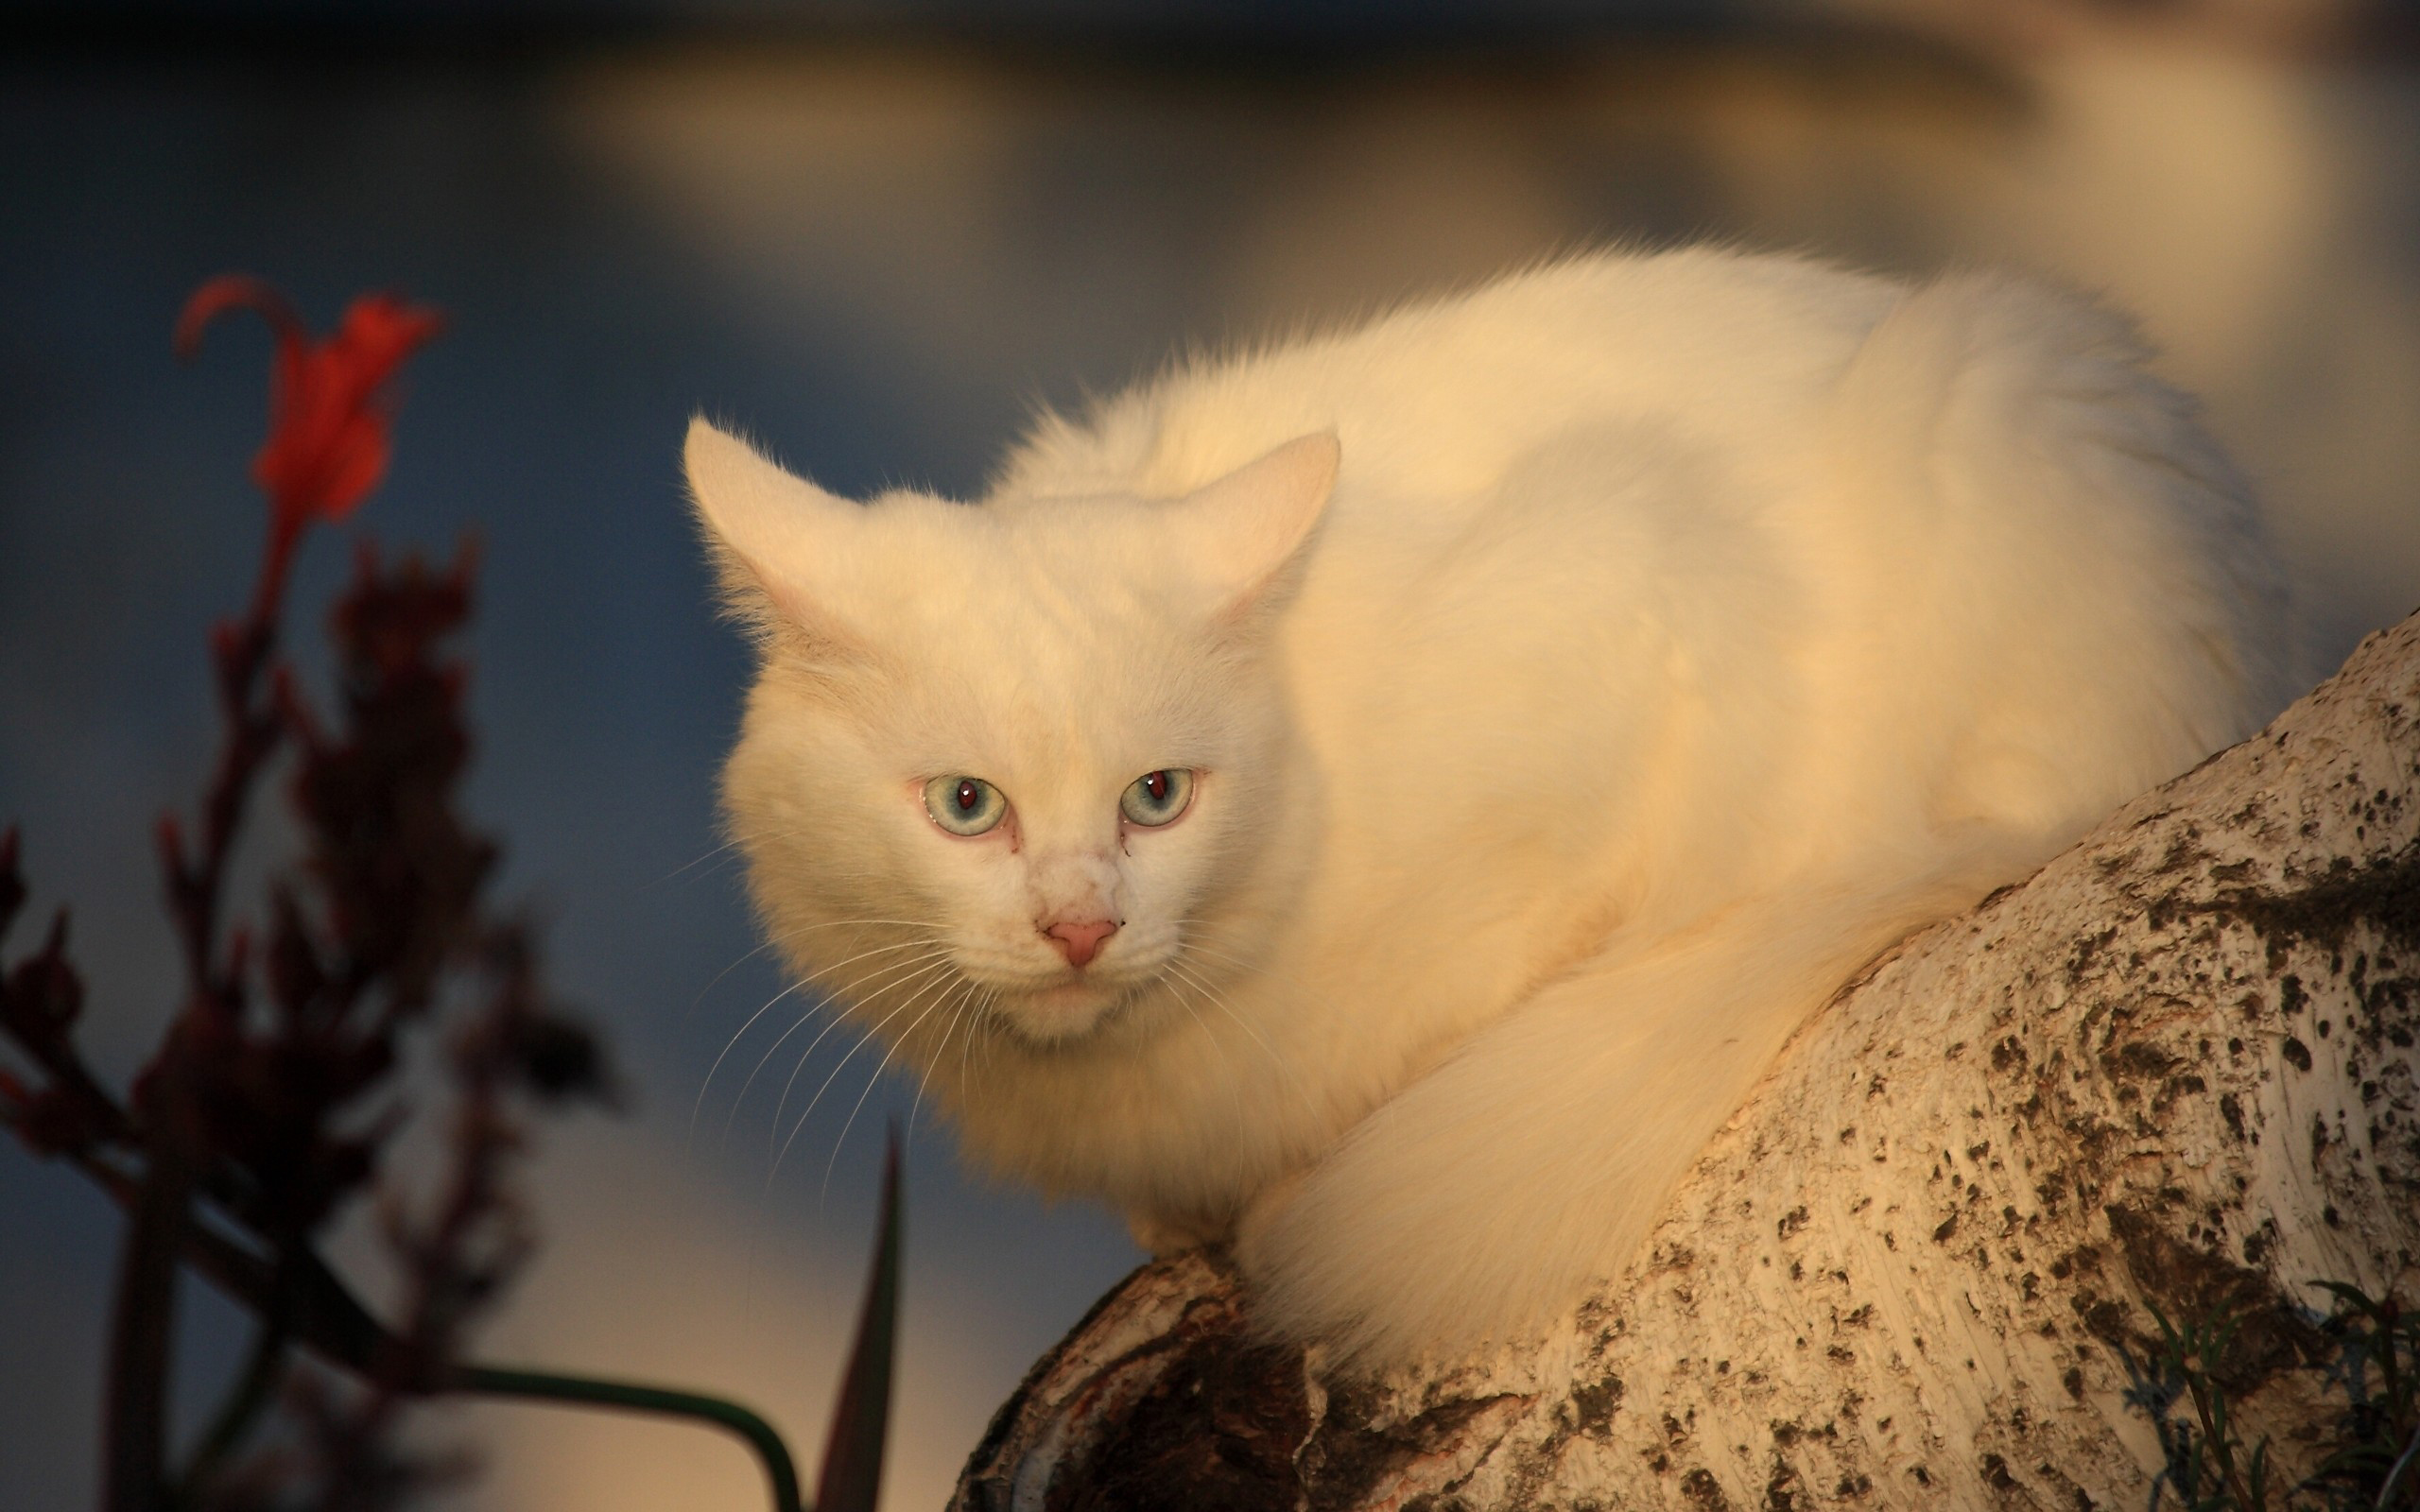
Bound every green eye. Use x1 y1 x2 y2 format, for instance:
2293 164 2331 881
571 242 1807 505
924 775 1008 836
1119 768 1194 828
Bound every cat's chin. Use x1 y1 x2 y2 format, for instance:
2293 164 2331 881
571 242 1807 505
990 976 1145 1047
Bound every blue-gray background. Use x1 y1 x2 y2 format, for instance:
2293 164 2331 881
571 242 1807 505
4 5 2418 1507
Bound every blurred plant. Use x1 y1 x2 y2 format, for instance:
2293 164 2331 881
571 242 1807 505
0 279 897 1512
2127 1282 2418 1510
2303 1284 2420 1509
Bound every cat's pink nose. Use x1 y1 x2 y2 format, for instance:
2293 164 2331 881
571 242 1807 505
1044 918 1118 968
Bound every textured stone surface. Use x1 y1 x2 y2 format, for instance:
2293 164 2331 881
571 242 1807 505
953 614 2420 1511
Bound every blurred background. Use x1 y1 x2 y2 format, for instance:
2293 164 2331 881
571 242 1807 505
3 1 2416 1508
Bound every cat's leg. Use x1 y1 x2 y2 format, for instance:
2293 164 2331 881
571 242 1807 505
1235 886 1957 1367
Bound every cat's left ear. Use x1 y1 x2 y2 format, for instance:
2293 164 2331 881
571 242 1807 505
1171 431 1340 627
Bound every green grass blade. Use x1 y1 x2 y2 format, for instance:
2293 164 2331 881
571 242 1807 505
455 1365 805 1512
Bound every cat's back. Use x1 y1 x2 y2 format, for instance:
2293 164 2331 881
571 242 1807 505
994 247 1901 507
992 247 2290 872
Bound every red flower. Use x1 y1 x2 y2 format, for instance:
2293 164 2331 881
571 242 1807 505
177 276 444 610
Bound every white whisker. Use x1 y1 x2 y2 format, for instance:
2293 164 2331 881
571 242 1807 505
908 978 979 1152
823 971 967 1199
757 952 956 1155
769 959 964 1189
1169 952 1309 1117
1168 935 1267 977
692 937 950 1150
683 915 947 1028
1163 968 1247 1142
683 936 784 1025
646 833 754 887
960 987 994 1087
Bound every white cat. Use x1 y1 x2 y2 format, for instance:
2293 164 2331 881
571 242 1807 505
686 248 2291 1366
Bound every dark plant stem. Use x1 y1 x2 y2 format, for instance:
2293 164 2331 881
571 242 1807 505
2382 1298 2406 1429
102 1090 195 1512
246 524 297 640
452 1366 805 1512
105 580 287 1512
177 1256 296 1498
171 614 280 978
2187 1371 2254 1512
2380 1422 2420 1507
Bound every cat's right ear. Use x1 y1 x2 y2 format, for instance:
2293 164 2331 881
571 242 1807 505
1173 430 1340 629
683 417 865 661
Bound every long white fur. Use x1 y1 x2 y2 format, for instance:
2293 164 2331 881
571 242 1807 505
688 248 2293 1366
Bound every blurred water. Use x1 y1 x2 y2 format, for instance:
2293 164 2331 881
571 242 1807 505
2 27 2414 1512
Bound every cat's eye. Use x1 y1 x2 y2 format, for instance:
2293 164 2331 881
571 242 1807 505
1119 768 1195 828
924 775 1008 836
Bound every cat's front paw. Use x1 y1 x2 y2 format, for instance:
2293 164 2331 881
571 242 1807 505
1234 1123 1582 1369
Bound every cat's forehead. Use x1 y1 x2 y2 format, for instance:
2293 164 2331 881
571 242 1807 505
820 493 1224 758
850 490 1195 653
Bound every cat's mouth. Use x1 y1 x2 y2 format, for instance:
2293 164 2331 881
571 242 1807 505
984 968 1162 1046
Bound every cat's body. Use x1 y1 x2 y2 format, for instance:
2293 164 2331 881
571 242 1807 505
688 248 2291 1366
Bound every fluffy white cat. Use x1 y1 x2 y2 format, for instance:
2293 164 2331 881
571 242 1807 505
687 248 2291 1366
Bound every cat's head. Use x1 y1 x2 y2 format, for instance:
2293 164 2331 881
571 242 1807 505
686 418 1334 1046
